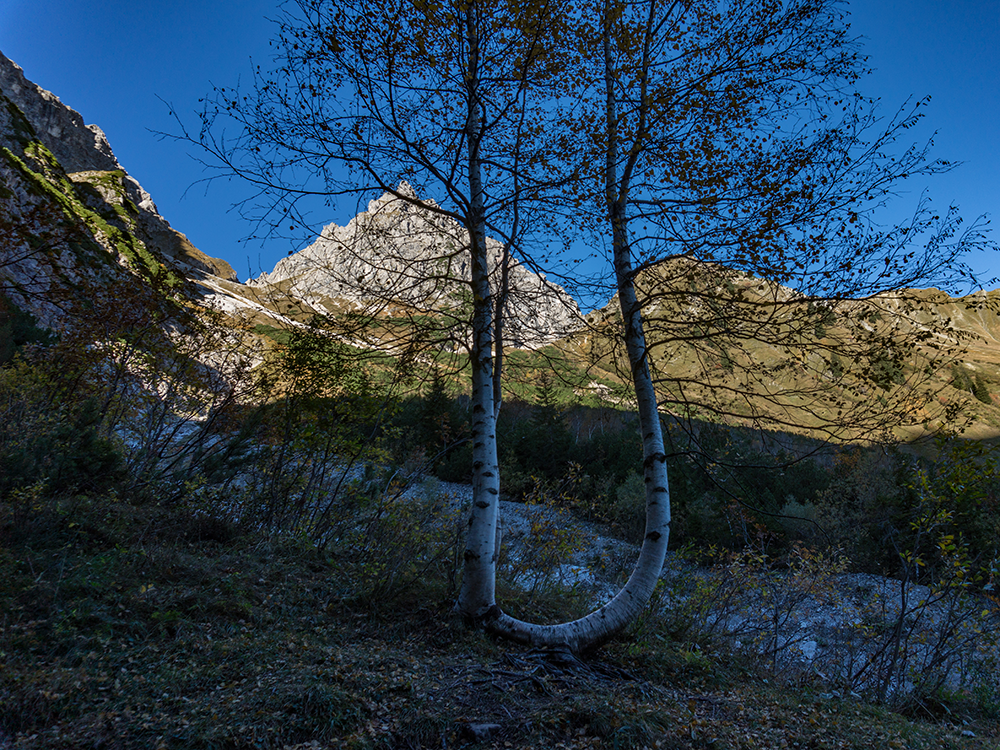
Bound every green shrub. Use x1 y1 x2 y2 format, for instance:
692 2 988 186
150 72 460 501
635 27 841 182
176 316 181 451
607 472 646 543
974 373 992 404
950 364 974 394
0 296 55 365
0 358 123 498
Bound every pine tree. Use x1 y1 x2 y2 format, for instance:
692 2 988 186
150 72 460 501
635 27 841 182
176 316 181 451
974 373 992 405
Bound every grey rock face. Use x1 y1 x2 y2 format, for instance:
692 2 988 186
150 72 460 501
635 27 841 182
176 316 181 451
0 50 237 282
252 184 582 347
0 52 119 174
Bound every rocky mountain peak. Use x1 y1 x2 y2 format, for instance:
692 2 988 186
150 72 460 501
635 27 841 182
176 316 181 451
251 185 583 347
0 51 119 175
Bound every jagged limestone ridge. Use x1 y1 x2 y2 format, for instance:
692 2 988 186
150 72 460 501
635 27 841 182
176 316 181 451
251 184 583 347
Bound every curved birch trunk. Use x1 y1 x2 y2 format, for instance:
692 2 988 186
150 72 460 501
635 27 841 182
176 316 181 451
457 0 669 649
479 1 671 650
485 220 671 651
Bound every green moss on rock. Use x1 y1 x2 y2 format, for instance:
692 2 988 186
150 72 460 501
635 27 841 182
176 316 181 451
1 95 36 144
1 146 183 289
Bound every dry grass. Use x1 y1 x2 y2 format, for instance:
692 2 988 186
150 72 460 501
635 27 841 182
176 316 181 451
1 494 997 749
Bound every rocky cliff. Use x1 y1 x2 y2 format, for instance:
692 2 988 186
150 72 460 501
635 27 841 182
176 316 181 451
251 184 583 347
1 50 580 352
0 50 237 294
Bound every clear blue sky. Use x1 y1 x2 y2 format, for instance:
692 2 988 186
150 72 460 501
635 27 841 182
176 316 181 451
1 0 997 287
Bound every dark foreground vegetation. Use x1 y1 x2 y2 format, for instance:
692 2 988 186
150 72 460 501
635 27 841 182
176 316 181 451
2 492 999 750
2 308 999 747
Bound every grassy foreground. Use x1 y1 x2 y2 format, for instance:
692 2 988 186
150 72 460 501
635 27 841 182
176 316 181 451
1 494 997 750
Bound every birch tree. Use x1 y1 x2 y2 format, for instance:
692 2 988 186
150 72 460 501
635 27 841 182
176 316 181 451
181 0 578 622
577 0 985 450
486 0 986 651
183 0 987 653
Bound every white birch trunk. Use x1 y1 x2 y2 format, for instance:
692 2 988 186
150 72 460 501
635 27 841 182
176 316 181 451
456 3 503 621
484 2 670 650
486 221 671 650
